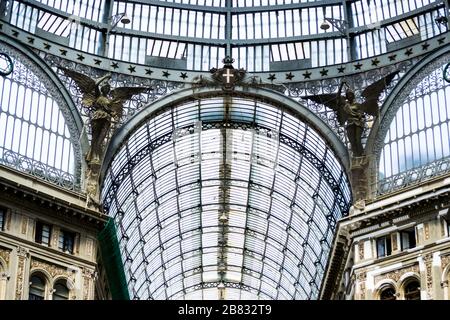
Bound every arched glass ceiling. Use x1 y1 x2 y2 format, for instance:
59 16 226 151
102 96 351 300
0 49 79 189
378 55 450 193
7 0 448 71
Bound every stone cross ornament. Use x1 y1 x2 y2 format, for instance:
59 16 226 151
210 56 246 91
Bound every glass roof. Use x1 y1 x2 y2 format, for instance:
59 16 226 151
8 0 447 71
102 96 351 300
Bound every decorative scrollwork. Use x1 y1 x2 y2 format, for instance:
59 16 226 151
0 52 13 76
444 62 450 83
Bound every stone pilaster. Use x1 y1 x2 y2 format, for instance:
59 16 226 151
14 246 29 300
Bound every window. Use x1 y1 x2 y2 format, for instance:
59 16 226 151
404 279 421 300
0 207 5 231
35 222 51 246
400 228 416 250
377 235 392 258
52 281 69 300
379 286 397 300
29 275 46 300
58 230 75 254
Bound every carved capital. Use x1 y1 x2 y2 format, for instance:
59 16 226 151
16 246 29 258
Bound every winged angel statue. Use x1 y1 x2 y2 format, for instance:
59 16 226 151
60 68 149 206
302 71 399 157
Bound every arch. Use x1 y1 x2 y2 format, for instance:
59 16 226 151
399 274 421 300
101 86 350 185
28 271 50 300
375 280 398 300
51 278 71 300
0 37 88 188
100 89 352 300
441 261 450 283
51 275 74 291
366 45 450 191
0 258 6 300
0 256 6 271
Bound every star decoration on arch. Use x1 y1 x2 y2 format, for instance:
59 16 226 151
302 71 312 79
354 63 363 70
93 59 102 65
27 37 35 44
371 58 380 66
145 68 153 75
285 72 294 80
111 62 119 69
76 54 85 61
438 37 445 44
180 72 188 79
337 66 346 73
319 68 329 77
43 43 51 50
128 65 136 73
404 48 413 56
422 43 430 50
267 74 276 81
388 54 397 61
162 71 171 78
59 49 67 56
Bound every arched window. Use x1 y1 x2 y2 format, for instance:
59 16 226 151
29 274 46 300
52 281 69 300
378 54 450 194
379 285 397 300
404 279 421 300
0 46 81 190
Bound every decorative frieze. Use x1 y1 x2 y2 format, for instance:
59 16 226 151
30 259 75 280
374 264 420 284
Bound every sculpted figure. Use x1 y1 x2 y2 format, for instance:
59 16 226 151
60 68 149 205
302 71 399 156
